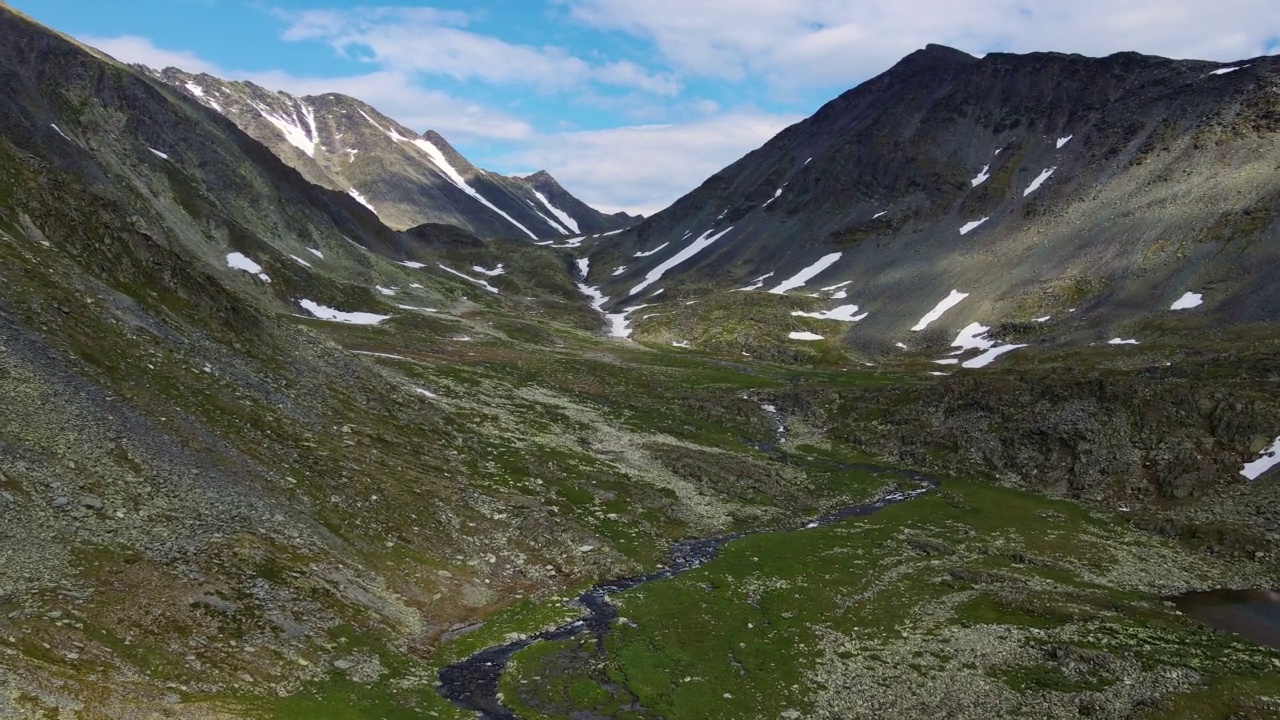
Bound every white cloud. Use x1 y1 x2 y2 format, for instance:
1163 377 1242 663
566 0 1280 89
502 110 802 215
277 7 680 95
76 35 532 141
79 35 222 75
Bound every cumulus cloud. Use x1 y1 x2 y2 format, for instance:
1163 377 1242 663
502 111 802 215
566 0 1280 89
76 35 533 141
276 6 681 95
79 35 223 75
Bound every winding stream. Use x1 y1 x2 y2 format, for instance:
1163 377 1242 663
436 466 937 719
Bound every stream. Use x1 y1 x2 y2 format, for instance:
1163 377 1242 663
436 465 937 719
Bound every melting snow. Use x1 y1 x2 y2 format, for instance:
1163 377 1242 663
298 300 390 325
934 359 960 365
184 82 205 98
149 148 170 160
550 237 584 249
873 211 888 219
634 243 670 258
612 266 628 276
963 344 1027 368
791 305 868 322
1108 338 1140 345
347 189 376 213
288 254 312 268
398 261 426 269
1033 316 1051 323
1056 135 1073 149
672 340 692 348
410 138 538 240
1241 436 1280 480
531 189 580 234
414 387 439 399
375 285 397 296
629 228 733 297
929 371 951 376
50 124 72 141
438 264 500 294
1171 291 1204 311
395 304 437 312
952 322 995 351
600 228 629 237
770 253 843 295
911 290 969 331
225 252 270 282
254 102 317 158
789 332 824 341
762 188 783 208
307 248 324 259
971 164 991 187
959 217 989 235
734 272 775 292
1210 65 1247 75
471 264 506 277
896 342 909 350
1024 167 1057 196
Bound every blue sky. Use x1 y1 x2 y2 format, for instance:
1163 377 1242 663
14 0 1280 214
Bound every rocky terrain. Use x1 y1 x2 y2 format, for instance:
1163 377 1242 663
1 5 1279 719
585 44 1280 357
151 67 637 239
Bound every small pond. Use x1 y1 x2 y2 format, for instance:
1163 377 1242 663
1171 589 1280 650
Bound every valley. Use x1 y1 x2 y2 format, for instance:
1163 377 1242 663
0 4 1279 719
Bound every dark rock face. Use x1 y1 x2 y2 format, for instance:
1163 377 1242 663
601 45 1280 346
149 68 632 239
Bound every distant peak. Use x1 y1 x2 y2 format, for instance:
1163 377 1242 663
898 43 977 67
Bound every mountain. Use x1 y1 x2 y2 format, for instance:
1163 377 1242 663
5 6 1280 719
149 67 638 239
587 44 1280 357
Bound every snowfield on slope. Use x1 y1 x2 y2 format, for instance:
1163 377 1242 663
912 290 969 331
629 228 733 297
1171 291 1204 310
791 305 868 322
770 253 843 294
298 300 390 325
226 252 270 282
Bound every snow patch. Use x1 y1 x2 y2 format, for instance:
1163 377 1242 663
287 254 312 268
971 164 991 187
963 344 1027 369
298 300 390 325
734 272 775 292
395 304 438 312
414 387 439 399
531 189 580 234
184 82 205 98
398 261 426 269
911 290 969 331
959 217 989 235
1108 338 1140 346
770 253 843 295
149 148 170 160
762 187 783 208
347 189 376 213
1024 167 1056 196
375 285 397 296
789 332 824 341
634 243 670 258
1033 316 1051 323
307 248 324 260
629 228 733 297
254 102 316 158
225 252 270 282
671 340 692 348
470 264 506 277
873 211 888 219
1210 65 1248 75
1171 291 1204 311
50 124 72 141
612 266 628 276
1241 436 1280 480
1056 135 1073 149
791 305 868 322
410 138 538 239
438 264 500 294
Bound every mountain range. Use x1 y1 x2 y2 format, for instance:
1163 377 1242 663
3 4 1280 719
150 67 636 240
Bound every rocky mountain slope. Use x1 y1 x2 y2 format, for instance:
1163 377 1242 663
150 67 637 239
586 44 1280 360
4 6 1280 719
